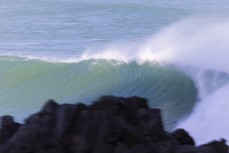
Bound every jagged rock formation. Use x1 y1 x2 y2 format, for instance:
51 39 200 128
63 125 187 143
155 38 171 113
0 96 227 153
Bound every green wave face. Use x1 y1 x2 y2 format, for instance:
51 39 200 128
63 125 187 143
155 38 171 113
0 57 197 130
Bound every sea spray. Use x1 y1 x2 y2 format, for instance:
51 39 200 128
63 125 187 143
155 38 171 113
79 16 229 71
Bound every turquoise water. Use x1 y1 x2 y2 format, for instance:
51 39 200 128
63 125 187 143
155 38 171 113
0 57 198 130
0 0 229 144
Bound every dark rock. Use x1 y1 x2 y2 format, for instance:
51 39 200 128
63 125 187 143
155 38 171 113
136 108 164 138
0 96 227 153
126 96 148 110
198 139 228 153
172 129 195 145
0 125 43 153
42 99 58 114
174 144 197 153
54 104 77 138
175 139 228 153
0 116 21 144
90 95 148 111
90 96 128 111
75 103 88 111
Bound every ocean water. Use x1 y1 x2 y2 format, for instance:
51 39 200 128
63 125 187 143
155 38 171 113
1 0 229 145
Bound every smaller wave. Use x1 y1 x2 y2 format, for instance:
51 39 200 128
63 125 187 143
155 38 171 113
0 54 81 64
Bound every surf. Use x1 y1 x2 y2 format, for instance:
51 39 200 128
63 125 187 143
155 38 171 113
65 16 229 144
1 15 229 144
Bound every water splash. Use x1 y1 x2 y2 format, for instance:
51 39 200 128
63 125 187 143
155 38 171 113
80 16 229 144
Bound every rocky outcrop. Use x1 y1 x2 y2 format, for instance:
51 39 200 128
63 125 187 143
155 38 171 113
0 96 227 153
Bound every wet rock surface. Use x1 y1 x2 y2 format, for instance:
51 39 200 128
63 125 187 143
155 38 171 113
0 96 227 153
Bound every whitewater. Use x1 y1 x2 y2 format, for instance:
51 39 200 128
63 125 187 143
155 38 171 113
0 0 229 146
80 17 229 145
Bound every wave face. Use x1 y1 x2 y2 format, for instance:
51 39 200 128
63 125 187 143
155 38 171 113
0 56 197 130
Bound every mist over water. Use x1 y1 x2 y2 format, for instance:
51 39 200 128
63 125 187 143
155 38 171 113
0 0 229 145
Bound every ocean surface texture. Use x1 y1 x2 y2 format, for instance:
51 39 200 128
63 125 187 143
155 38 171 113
0 0 229 144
